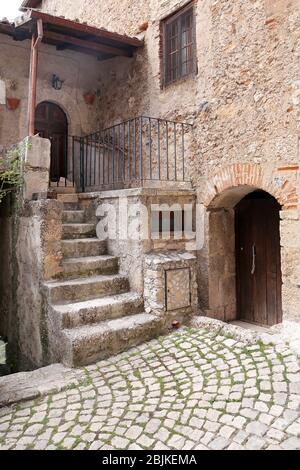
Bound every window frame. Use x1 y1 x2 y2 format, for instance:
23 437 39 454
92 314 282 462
161 1 197 88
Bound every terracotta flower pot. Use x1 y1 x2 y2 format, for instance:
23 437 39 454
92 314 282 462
83 93 96 105
6 98 20 110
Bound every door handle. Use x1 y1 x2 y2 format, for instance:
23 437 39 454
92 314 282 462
251 244 256 275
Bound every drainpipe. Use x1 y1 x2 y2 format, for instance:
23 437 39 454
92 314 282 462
28 19 43 137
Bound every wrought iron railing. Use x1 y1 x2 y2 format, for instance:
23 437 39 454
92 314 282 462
76 116 192 192
49 135 77 189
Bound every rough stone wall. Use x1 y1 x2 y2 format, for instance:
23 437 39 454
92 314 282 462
3 0 300 324
80 188 196 293
0 198 63 371
0 33 110 148
0 137 63 371
0 197 16 369
37 1 300 176
144 252 198 324
40 0 149 36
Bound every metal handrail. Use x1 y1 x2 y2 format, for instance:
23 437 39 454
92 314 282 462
76 116 192 192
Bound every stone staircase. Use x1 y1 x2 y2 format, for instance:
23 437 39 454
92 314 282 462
44 195 163 367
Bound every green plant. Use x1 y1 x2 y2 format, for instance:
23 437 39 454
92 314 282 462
0 143 24 204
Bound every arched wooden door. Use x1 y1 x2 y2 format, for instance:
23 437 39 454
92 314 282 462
35 102 68 182
235 190 283 326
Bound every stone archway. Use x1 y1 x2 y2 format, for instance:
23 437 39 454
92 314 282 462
200 163 299 325
203 163 298 211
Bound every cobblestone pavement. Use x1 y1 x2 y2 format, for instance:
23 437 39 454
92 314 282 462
0 327 300 450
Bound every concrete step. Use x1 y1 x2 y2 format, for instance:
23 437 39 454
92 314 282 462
63 210 85 224
62 223 96 239
57 194 79 203
62 313 164 366
62 238 107 258
50 187 76 195
52 292 144 328
44 274 130 304
61 255 118 278
63 202 80 211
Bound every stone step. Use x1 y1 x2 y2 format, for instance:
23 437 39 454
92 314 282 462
61 255 118 278
62 238 107 258
63 202 80 211
62 313 164 366
57 194 79 203
44 274 129 304
63 210 85 224
50 186 76 194
62 223 96 239
52 292 144 328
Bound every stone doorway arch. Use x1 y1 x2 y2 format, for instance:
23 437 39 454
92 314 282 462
200 163 299 325
206 186 283 326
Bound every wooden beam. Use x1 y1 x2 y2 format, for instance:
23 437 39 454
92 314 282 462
43 30 132 57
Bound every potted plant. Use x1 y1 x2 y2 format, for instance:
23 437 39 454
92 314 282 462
6 80 20 110
83 91 96 105
6 98 20 110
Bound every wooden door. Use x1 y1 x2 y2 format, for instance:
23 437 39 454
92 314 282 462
235 192 282 326
35 102 68 182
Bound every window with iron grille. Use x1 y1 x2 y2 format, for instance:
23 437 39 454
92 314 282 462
162 2 196 87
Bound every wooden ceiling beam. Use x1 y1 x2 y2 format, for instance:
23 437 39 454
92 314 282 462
43 30 132 57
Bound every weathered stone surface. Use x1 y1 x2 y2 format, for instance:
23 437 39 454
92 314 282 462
0 327 299 450
0 364 84 408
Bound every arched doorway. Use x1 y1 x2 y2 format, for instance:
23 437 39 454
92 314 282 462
207 186 283 327
35 102 68 182
235 190 282 326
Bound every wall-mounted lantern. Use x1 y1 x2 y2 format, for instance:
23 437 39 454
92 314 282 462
52 74 64 90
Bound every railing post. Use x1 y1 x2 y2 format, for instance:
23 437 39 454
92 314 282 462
157 119 161 180
182 124 185 182
140 116 143 182
80 137 85 193
166 121 169 181
75 116 191 192
64 134 68 187
112 126 116 186
128 120 131 184
133 118 136 179
72 136 75 187
149 117 152 181
123 122 126 184
174 122 177 181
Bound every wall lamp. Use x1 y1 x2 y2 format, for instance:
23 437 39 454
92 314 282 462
52 74 64 90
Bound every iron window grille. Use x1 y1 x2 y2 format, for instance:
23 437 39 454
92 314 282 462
162 2 196 87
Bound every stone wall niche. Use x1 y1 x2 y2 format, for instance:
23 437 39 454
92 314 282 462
144 252 198 325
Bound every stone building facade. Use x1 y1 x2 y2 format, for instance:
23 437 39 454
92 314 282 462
0 0 300 370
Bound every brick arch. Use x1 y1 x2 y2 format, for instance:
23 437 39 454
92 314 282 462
203 164 298 210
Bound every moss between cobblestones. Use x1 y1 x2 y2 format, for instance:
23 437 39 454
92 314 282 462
0 327 299 450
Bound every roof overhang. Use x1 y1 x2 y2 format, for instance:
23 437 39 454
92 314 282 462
0 9 143 60
20 1 43 11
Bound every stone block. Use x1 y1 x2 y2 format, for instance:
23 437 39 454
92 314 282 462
23 169 50 201
166 268 191 311
0 79 6 105
24 136 51 170
281 220 300 248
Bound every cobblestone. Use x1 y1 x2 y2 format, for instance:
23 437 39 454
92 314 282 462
0 327 299 450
